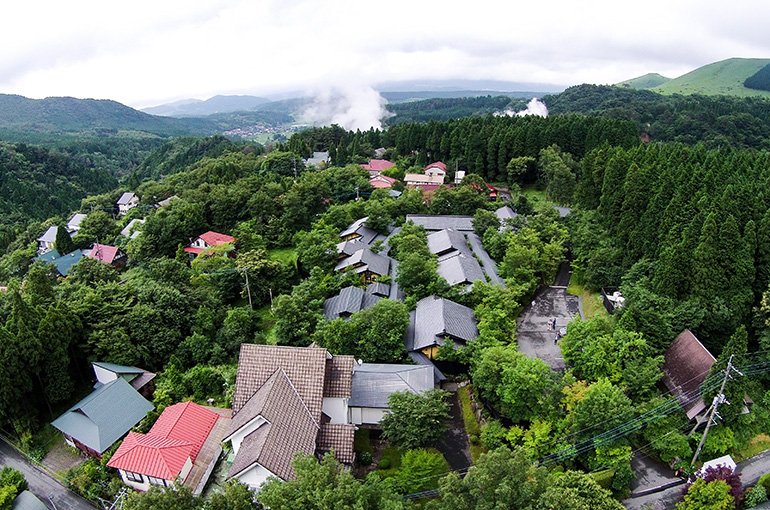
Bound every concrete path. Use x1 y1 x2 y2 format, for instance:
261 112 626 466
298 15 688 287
623 449 770 509
466 233 504 286
435 389 472 472
0 439 95 510
517 286 580 371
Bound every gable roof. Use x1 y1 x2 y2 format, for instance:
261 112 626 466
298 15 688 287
36 249 84 277
405 214 475 232
437 253 486 287
232 345 328 422
339 218 379 245
427 228 468 257
334 248 391 277
495 205 518 221
120 218 145 238
369 174 398 188
37 225 58 243
51 378 154 454
228 369 319 481
324 356 354 399
426 161 447 172
407 295 478 351
11 491 49 510
349 363 434 408
92 361 155 391
336 239 367 258
661 329 717 420
197 231 235 246
67 213 87 231
107 401 219 480
85 244 121 264
362 159 395 173
323 286 381 320
117 192 137 205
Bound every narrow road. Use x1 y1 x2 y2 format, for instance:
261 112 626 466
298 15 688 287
0 439 95 510
435 389 472 472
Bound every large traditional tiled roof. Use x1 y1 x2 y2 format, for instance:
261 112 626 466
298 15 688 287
322 286 381 320
427 228 468 257
339 217 379 245
405 214 475 232
407 295 478 351
437 253 485 287
232 345 327 423
228 369 319 481
117 192 137 205
334 248 391 277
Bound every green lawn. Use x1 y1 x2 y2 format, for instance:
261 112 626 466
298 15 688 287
255 303 278 344
268 247 298 266
567 278 608 320
458 386 486 463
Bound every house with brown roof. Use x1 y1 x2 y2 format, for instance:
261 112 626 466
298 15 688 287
107 402 231 495
224 345 356 491
661 329 717 421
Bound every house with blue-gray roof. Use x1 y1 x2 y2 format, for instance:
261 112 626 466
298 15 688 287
35 249 84 277
51 376 153 458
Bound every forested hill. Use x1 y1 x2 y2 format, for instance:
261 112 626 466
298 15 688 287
384 96 528 125
0 142 117 223
544 84 770 149
0 94 218 136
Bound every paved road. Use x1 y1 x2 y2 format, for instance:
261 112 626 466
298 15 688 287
0 439 95 510
467 233 504 286
624 449 770 509
517 286 581 371
435 389 472 472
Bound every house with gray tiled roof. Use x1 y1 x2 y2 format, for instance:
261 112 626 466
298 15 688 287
349 363 434 425
405 214 475 232
334 247 391 284
405 295 478 360
323 286 381 320
225 345 356 491
51 377 154 458
66 213 87 234
427 228 468 257
437 253 486 288
339 217 379 245
36 226 59 254
117 192 140 215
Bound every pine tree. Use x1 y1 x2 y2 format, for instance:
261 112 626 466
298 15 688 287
54 223 76 255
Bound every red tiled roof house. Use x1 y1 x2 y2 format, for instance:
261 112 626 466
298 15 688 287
107 402 231 495
184 231 235 258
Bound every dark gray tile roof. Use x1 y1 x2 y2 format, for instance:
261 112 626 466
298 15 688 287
51 378 154 454
366 282 391 297
228 369 318 481
409 296 478 351
117 192 137 205
349 363 434 408
427 228 468 256
323 286 382 320
316 423 355 463
334 248 390 277
405 214 475 232
336 239 366 257
495 205 518 221
437 253 486 287
339 217 379 245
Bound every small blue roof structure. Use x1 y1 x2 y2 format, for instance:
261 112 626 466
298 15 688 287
51 378 154 455
35 249 84 277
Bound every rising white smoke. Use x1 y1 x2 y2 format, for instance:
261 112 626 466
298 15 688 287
496 97 549 118
300 85 392 131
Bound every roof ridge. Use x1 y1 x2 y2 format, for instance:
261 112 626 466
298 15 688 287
157 401 192 440
277 367 320 430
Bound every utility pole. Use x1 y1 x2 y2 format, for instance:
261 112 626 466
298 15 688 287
691 354 741 467
242 268 253 309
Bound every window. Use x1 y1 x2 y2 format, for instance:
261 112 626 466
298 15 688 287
147 476 167 487
124 471 144 483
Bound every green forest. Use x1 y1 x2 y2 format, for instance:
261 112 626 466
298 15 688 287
2 85 770 509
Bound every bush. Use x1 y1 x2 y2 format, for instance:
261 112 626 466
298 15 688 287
469 435 479 444
359 451 373 466
378 458 391 470
481 420 508 450
746 484 768 508
394 449 449 494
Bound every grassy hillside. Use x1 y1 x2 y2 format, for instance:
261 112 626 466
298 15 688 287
654 57 770 97
615 73 670 90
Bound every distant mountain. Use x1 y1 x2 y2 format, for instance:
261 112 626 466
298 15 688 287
375 79 565 94
0 94 218 136
653 57 770 97
381 90 546 104
142 94 272 117
615 73 671 90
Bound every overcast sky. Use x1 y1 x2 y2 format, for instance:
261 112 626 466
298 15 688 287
1 0 768 109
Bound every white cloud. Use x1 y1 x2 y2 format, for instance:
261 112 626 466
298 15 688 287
0 0 768 109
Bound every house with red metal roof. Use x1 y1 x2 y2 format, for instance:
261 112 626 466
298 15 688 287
184 231 236 258
84 243 126 267
361 159 395 176
369 174 398 189
108 401 231 495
